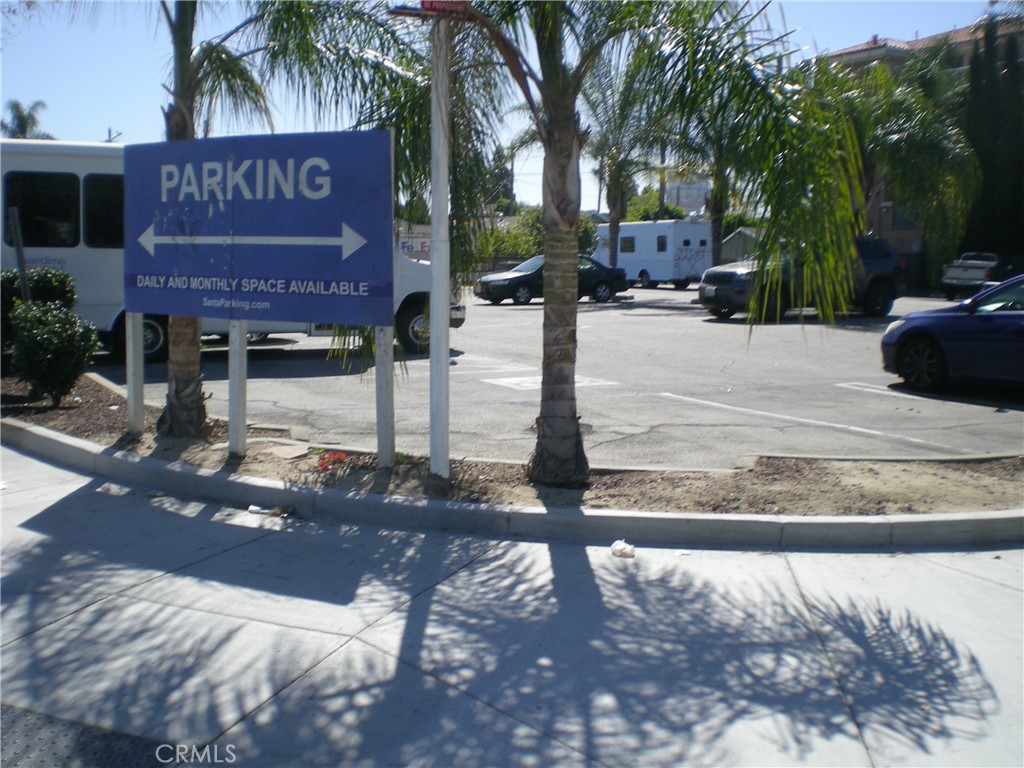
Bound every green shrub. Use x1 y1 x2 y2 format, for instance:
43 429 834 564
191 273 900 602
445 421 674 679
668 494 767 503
8 301 99 406
2 268 77 343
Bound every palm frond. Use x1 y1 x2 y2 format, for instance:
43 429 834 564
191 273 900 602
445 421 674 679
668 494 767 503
192 41 273 136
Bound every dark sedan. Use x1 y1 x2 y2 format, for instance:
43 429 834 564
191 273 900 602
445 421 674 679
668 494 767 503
881 275 1024 391
475 254 629 305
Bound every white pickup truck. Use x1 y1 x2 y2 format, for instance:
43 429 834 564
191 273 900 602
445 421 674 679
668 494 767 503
941 252 1000 300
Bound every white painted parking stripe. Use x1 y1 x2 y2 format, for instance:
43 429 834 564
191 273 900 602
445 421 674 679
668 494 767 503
483 375 618 391
658 392 962 452
836 381 921 399
404 354 536 378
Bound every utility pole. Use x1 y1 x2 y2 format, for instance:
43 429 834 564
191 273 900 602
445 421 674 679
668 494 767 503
428 13 453 481
391 1 470 483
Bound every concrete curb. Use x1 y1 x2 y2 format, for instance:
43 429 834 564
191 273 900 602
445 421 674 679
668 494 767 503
3 418 1021 550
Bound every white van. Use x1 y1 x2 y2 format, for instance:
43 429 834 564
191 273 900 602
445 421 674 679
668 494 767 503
593 220 713 289
1 139 463 359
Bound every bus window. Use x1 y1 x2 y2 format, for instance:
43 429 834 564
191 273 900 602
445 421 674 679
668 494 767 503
84 174 124 248
3 171 79 247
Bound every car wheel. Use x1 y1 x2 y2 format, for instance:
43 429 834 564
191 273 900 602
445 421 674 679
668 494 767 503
710 308 735 319
862 281 895 317
944 289 957 301
762 292 788 323
512 284 533 305
395 301 429 354
592 282 612 303
637 270 659 289
672 280 689 290
898 336 946 392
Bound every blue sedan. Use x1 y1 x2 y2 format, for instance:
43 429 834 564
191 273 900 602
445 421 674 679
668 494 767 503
881 275 1024 392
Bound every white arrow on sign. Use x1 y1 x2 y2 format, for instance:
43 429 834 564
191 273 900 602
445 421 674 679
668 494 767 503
137 223 368 260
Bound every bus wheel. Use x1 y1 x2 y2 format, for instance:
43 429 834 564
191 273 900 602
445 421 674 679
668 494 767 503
141 316 169 361
113 314 168 362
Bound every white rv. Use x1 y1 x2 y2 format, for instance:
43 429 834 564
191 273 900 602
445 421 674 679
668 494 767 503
593 220 713 289
1 139 462 359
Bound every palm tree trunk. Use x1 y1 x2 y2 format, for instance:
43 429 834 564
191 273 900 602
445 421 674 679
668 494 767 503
658 141 668 220
528 229 588 485
605 163 627 269
157 0 208 438
709 182 726 267
607 208 621 268
709 157 728 267
527 105 589 486
605 157 626 268
157 315 207 437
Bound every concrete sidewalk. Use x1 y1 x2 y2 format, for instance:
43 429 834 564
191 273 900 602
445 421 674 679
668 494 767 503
2 439 1023 767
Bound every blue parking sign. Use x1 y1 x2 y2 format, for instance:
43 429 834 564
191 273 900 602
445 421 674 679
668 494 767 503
124 131 394 326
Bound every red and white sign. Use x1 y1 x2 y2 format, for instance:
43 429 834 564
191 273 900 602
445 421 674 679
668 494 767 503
421 1 467 14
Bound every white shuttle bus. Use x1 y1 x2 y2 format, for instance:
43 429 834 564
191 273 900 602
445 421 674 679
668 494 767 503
1 139 462 359
593 219 713 289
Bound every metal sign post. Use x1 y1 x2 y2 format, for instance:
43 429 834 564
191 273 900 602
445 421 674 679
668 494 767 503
228 319 247 455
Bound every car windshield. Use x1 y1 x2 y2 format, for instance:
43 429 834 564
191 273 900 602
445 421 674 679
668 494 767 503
972 280 1024 313
513 255 544 272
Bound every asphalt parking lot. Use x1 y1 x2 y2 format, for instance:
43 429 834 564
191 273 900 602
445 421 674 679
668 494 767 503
106 289 1023 470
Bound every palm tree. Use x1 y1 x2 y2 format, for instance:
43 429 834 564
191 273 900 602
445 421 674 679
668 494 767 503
2 99 54 139
651 3 809 270
466 1 676 485
351 16 508 283
152 0 420 436
831 58 980 279
631 2 874 325
580 49 661 267
743 57 866 323
155 1 514 437
463 0 870 484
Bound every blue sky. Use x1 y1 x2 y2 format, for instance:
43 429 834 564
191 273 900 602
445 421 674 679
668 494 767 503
0 1 1001 207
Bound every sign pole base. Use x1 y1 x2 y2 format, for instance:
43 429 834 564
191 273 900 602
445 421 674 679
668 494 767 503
125 312 145 435
375 326 395 467
228 319 247 457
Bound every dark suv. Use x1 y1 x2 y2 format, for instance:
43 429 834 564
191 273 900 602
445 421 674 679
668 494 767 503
698 236 906 319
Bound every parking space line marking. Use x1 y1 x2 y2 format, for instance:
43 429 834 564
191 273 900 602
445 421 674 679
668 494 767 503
483 376 619 391
836 381 921 399
657 392 961 452
403 354 537 378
